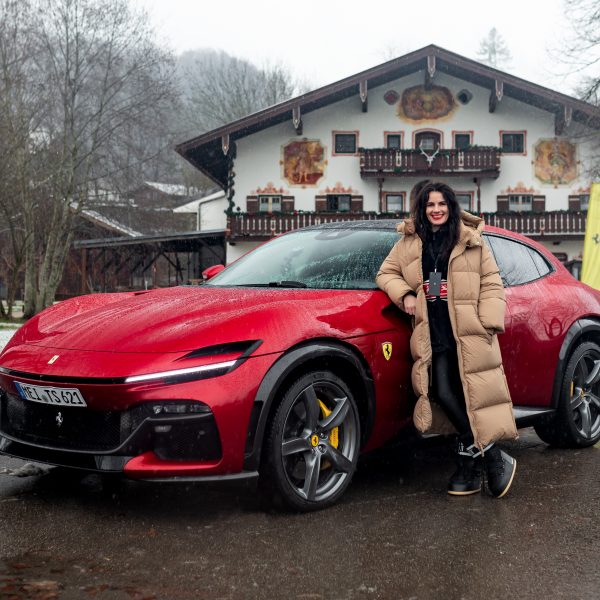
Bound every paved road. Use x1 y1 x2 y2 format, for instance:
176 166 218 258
0 429 598 600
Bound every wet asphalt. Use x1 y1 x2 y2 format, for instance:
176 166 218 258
0 429 598 600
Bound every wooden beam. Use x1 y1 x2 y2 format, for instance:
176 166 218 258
489 80 504 113
359 80 368 112
556 105 574 135
292 105 303 135
221 134 230 156
424 55 436 89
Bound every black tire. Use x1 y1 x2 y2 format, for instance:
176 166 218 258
534 341 600 448
260 371 360 511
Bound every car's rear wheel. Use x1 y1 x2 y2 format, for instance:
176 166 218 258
260 371 360 511
534 341 600 448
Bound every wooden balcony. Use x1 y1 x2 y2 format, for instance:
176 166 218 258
227 212 389 241
359 148 501 178
484 211 587 239
227 210 587 241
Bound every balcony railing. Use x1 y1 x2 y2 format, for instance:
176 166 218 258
227 210 587 241
484 211 587 237
359 148 501 178
228 212 387 240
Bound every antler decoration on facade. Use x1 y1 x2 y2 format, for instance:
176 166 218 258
419 142 440 167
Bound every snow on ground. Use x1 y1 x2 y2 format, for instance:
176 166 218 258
0 328 18 351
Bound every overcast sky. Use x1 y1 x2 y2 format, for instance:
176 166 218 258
133 0 580 96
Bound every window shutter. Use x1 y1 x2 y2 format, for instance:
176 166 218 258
496 196 509 212
246 197 258 213
315 198 327 212
568 195 580 211
282 197 295 212
532 196 546 213
350 197 363 212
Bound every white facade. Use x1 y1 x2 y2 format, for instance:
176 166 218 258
226 70 594 260
235 72 592 214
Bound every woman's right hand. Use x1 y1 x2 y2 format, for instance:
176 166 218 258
403 294 417 316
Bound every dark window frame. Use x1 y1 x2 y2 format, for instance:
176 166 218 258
326 194 352 212
332 131 358 155
453 131 473 150
500 131 526 155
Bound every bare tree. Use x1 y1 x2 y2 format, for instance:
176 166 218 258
477 27 512 70
560 0 600 103
2 0 179 317
179 49 305 133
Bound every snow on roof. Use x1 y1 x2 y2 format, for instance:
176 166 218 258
173 190 226 213
144 181 195 196
81 209 143 237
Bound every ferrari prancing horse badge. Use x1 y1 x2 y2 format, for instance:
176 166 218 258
382 342 392 361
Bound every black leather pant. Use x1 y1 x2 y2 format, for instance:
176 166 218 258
431 349 471 436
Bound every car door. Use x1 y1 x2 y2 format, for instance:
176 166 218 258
484 234 564 407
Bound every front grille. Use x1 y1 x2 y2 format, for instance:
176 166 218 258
1 392 124 451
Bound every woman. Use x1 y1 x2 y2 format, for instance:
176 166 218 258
376 181 518 497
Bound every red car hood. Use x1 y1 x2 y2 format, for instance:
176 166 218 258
7 286 389 355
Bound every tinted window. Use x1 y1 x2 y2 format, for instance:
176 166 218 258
208 228 399 290
485 235 551 286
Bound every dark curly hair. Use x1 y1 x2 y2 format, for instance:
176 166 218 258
411 181 461 260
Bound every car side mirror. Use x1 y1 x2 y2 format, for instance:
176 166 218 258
202 264 225 281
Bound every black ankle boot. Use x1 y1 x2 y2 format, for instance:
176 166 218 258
484 445 517 498
447 439 483 496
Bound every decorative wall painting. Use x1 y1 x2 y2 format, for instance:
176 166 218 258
397 85 456 122
282 140 326 186
534 139 578 185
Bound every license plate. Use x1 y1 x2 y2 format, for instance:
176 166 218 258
13 381 87 407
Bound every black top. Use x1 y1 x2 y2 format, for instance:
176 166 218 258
421 228 455 353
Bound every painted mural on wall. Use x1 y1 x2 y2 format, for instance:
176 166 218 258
534 139 578 185
281 139 326 186
397 85 456 122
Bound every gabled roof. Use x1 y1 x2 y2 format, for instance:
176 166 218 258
175 44 600 188
173 189 226 213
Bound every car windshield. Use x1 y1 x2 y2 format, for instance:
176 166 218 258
207 228 399 290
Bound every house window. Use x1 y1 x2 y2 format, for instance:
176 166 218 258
384 193 405 212
508 194 532 212
333 132 358 155
455 193 473 212
258 195 282 213
385 133 403 149
501 132 526 154
453 132 472 150
581 194 590 211
415 130 441 151
326 194 351 212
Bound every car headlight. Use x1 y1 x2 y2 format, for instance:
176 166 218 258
125 360 236 384
125 340 263 385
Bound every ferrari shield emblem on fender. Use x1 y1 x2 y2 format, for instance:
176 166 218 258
382 342 392 361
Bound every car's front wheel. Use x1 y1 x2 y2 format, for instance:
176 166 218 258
534 341 600 448
261 371 360 511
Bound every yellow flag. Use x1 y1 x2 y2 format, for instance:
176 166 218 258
581 183 600 290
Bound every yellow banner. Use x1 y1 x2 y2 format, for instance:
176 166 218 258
581 183 600 290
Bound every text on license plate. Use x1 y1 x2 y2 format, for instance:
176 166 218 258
13 382 87 407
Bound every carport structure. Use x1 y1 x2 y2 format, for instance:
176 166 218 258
66 230 226 296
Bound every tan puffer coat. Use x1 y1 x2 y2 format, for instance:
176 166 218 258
376 211 518 449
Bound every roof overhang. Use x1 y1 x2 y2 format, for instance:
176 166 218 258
175 44 600 187
73 229 226 250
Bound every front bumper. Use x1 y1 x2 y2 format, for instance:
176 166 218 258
0 351 276 479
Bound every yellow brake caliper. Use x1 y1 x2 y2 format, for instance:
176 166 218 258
318 399 339 470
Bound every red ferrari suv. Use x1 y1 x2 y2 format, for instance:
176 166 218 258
0 221 599 510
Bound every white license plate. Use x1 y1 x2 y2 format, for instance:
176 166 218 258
14 381 87 407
